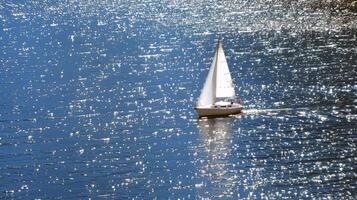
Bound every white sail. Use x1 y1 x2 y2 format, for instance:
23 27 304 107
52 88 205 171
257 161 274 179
197 39 235 108
215 41 235 98
197 50 217 107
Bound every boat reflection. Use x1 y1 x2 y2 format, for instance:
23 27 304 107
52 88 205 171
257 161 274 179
196 117 237 198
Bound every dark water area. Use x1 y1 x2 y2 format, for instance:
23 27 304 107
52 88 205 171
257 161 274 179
0 0 356 199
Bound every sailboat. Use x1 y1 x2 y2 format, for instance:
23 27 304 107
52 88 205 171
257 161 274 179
195 38 243 117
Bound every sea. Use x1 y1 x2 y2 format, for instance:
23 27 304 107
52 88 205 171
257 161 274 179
0 0 356 199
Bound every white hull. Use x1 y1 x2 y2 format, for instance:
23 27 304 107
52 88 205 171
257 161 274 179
195 105 243 117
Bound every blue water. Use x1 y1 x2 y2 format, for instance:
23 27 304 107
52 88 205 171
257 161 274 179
1 0 356 199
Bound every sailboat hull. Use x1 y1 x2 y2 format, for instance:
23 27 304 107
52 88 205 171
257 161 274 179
195 106 243 117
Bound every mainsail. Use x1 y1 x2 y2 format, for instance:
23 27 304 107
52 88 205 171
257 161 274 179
215 41 235 98
197 39 236 108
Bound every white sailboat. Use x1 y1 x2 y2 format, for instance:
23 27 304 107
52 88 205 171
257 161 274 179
195 39 243 117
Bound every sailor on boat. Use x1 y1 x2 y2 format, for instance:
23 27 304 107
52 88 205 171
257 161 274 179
195 38 243 117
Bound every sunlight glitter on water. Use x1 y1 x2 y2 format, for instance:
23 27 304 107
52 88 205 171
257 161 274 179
0 0 356 199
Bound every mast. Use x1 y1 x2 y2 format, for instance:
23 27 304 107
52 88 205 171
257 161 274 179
212 38 220 103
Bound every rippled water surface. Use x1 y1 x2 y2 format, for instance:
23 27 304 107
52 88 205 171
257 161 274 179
1 0 356 199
